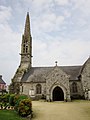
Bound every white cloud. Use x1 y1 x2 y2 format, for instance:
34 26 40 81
33 38 90 66
56 16 65 25
24 0 69 7
0 5 21 85
24 0 52 13
0 23 21 85
63 10 71 18
55 0 69 6
72 0 90 16
32 0 50 7
0 6 12 23
32 12 65 33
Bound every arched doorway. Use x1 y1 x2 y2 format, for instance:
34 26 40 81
53 86 64 101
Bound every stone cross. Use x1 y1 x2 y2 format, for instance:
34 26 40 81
55 61 58 66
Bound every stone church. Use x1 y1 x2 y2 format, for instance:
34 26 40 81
10 12 90 101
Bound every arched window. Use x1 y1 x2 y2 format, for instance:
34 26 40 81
72 82 78 93
23 44 25 53
23 44 28 53
36 84 42 94
26 45 28 53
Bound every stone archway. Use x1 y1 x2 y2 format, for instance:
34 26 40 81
53 86 64 101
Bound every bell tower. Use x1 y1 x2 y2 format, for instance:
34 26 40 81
20 12 32 68
9 12 32 94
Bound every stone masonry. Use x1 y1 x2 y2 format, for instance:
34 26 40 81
9 12 90 101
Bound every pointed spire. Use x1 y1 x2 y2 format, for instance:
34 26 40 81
24 12 31 37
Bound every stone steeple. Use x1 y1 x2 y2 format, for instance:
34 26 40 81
9 12 32 94
24 12 31 37
20 12 32 68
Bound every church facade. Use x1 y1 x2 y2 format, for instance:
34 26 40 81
10 12 90 101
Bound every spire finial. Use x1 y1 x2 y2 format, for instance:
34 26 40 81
55 61 58 66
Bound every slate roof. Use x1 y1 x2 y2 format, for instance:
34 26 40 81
0 75 6 84
79 57 90 75
22 67 52 82
61 66 81 80
21 66 82 83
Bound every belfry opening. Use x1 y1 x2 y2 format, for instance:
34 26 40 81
53 86 64 101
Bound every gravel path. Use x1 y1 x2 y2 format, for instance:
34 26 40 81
32 100 90 120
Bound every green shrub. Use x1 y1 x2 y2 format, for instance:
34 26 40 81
0 94 32 116
5 94 10 103
18 94 28 101
3 103 10 109
18 99 32 117
0 94 10 109
0 102 3 109
0 94 10 103
0 95 3 102
14 94 28 111
9 94 16 106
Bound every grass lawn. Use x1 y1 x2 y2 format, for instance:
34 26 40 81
0 110 27 120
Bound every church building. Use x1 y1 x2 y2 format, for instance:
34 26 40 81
10 12 90 101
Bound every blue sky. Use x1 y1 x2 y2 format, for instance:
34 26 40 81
0 0 90 85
